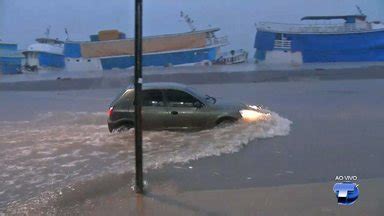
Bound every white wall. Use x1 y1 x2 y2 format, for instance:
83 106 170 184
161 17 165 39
65 58 103 72
265 50 303 66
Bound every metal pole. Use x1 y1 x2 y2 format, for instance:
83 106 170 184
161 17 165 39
134 0 144 194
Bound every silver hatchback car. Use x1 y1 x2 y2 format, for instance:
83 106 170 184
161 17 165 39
107 82 261 132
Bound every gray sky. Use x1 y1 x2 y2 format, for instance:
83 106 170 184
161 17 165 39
0 0 382 51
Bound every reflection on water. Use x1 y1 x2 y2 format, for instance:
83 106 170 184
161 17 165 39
0 109 291 212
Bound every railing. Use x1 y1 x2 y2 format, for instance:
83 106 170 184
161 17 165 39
274 39 292 50
257 22 374 34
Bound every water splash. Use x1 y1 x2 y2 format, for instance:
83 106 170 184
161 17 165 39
0 109 291 212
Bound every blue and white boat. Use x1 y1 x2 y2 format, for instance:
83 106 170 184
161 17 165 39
254 13 384 65
0 42 24 75
22 37 65 72
64 28 228 72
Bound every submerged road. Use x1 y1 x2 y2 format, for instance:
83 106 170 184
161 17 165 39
1 77 384 214
149 80 384 190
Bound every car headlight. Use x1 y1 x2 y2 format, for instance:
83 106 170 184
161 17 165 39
240 109 270 122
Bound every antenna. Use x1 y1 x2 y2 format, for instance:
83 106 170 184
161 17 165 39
356 5 364 16
180 11 196 31
45 25 51 38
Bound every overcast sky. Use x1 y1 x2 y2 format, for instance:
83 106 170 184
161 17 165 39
0 0 382 51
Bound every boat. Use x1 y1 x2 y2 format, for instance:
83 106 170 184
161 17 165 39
63 12 228 71
0 42 24 75
64 28 229 72
254 10 384 65
22 37 65 72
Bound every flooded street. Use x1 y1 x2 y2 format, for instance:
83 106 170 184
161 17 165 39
1 77 384 214
0 87 291 212
2 0 384 214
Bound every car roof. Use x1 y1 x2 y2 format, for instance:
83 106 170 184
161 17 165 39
127 82 190 91
118 82 206 103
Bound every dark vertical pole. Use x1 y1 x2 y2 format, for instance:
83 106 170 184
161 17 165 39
134 0 144 193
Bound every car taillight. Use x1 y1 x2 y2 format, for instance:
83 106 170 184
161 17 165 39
108 107 114 117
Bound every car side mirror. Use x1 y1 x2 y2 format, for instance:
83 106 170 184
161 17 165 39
193 101 203 109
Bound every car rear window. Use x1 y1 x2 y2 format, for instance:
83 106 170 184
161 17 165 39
112 89 133 109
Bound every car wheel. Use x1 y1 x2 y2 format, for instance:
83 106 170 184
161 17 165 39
216 118 237 128
114 124 133 132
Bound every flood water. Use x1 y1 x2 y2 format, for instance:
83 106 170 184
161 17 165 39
2 76 384 215
0 94 291 212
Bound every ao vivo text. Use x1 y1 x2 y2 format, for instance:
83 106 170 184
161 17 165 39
335 176 358 181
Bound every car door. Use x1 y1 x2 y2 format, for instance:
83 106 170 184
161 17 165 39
163 89 207 130
141 89 169 130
